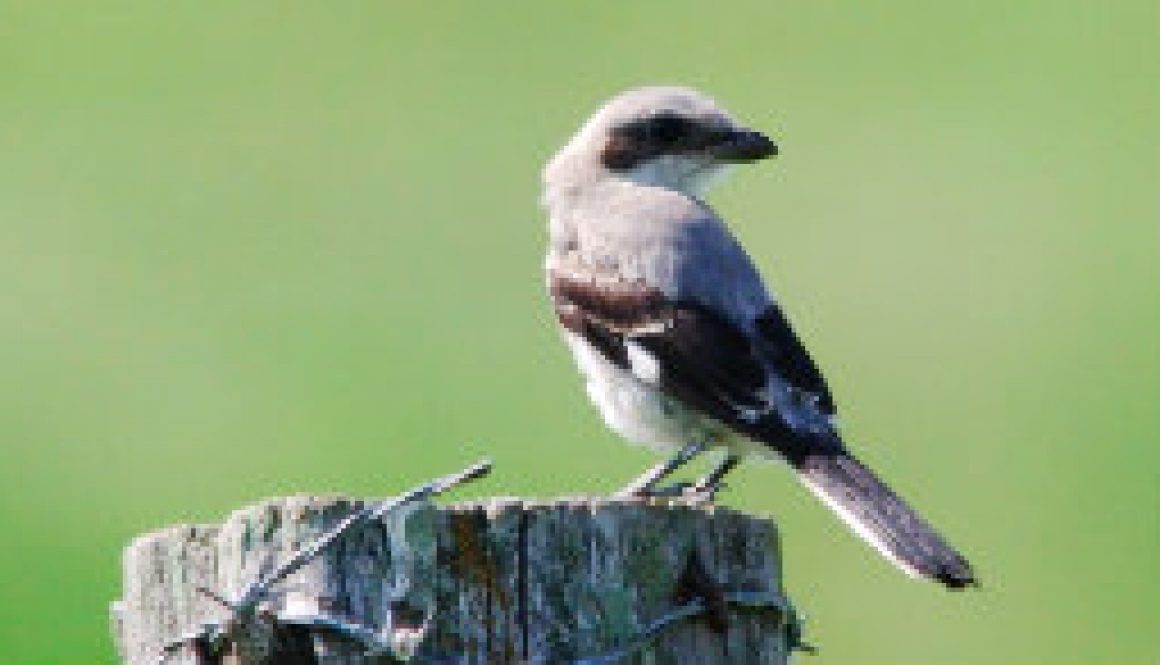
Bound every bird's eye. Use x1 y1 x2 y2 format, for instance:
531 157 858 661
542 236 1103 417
647 113 687 145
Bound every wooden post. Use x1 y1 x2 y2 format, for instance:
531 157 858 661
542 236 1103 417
112 496 799 665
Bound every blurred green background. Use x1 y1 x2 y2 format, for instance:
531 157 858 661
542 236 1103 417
1 2 1156 663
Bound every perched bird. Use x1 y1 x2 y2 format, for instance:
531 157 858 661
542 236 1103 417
541 86 975 588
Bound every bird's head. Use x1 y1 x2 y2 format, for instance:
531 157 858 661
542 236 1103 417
545 86 776 199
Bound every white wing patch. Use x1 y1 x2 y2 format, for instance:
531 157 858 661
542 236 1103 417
625 341 661 384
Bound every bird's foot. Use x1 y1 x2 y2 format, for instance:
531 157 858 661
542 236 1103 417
682 453 740 505
681 481 729 506
615 480 727 506
613 441 709 499
616 480 693 499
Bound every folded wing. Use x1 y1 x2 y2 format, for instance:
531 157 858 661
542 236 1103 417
548 270 839 462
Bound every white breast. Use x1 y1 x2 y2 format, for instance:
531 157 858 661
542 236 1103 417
562 331 724 451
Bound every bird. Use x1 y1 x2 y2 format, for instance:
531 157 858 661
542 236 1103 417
540 85 976 589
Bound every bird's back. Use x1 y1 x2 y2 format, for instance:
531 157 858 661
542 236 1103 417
545 180 772 331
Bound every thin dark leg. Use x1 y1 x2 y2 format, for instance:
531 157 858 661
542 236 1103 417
615 440 708 498
689 453 741 501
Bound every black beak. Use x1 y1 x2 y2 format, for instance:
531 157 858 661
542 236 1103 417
709 129 777 162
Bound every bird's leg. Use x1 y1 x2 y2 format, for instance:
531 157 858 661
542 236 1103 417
616 440 708 498
685 453 741 504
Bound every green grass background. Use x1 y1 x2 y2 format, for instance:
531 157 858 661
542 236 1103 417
1 2 1156 663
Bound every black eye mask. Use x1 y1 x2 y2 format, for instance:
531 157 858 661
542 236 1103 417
601 113 702 170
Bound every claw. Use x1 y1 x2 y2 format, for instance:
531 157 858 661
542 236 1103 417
681 482 727 506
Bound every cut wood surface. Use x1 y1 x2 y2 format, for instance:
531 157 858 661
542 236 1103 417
112 496 799 665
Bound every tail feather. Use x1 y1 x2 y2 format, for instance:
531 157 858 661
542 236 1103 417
796 452 976 589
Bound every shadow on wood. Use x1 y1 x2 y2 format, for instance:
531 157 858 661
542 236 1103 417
111 496 800 664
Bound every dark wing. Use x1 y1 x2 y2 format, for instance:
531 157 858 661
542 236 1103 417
753 306 835 415
549 272 838 461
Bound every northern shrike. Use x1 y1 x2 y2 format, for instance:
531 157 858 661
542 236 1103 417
542 86 975 588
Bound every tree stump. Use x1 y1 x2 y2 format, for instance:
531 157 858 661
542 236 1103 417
111 496 799 665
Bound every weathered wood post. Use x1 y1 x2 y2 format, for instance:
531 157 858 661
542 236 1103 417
112 490 800 664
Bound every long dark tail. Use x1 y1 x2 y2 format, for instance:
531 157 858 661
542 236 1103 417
795 451 976 589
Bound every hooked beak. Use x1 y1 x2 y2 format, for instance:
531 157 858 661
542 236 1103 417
708 128 778 162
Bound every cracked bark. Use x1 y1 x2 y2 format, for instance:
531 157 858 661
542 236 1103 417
112 496 794 665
